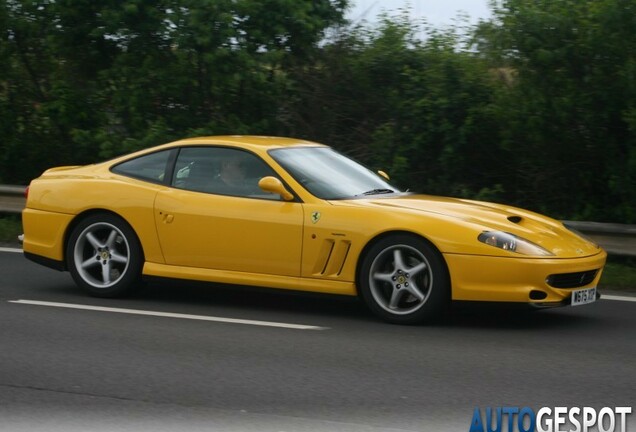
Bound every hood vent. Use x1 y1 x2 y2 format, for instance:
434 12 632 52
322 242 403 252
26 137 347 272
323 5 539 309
508 216 523 224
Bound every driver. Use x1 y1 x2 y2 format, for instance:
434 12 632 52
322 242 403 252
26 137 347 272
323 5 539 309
215 155 260 195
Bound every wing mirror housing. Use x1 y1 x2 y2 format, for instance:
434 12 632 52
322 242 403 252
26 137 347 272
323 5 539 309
258 176 294 201
377 170 390 180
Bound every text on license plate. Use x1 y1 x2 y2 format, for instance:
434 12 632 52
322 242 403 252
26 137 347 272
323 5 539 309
571 287 597 306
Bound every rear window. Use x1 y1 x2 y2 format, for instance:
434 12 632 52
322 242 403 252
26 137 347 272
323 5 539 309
111 150 172 184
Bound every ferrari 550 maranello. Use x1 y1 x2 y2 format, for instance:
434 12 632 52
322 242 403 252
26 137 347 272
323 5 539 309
22 136 606 323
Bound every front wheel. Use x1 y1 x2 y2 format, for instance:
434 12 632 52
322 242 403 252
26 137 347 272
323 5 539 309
358 235 450 324
66 214 143 297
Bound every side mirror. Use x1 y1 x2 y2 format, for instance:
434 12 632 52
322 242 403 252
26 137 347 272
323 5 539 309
258 176 294 201
377 170 390 180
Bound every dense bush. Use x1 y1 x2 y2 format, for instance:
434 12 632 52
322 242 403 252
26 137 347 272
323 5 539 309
1 0 634 222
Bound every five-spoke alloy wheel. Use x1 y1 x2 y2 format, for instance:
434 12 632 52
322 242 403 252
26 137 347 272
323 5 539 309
66 214 143 297
359 234 449 324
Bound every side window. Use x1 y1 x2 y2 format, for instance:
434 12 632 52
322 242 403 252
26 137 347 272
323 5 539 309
172 147 280 200
111 150 172 184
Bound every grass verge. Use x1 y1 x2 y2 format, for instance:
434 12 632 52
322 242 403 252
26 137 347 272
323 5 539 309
601 257 636 292
0 214 21 244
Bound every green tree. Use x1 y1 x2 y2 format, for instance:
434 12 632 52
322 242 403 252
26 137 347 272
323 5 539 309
0 0 346 183
289 13 503 198
1 0 634 223
476 0 636 221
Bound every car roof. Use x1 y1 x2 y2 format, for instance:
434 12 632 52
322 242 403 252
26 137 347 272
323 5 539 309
168 135 325 150
103 136 328 167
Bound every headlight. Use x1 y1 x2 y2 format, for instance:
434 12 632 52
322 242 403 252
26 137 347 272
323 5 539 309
478 231 554 256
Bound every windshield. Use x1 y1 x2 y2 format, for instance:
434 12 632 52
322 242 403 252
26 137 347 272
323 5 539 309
269 147 402 200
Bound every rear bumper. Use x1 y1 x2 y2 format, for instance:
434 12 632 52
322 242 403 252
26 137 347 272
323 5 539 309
21 208 73 262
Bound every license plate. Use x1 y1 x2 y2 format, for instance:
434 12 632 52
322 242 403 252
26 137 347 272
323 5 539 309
571 287 597 306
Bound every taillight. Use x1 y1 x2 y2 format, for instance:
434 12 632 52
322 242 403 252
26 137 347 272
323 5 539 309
24 186 29 199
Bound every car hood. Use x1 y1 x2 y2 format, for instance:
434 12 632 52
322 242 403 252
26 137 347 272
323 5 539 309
336 194 602 258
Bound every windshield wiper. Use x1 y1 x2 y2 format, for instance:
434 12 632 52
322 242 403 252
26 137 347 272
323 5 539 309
359 188 395 196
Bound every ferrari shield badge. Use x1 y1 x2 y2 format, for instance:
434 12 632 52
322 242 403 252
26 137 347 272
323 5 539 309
311 211 321 224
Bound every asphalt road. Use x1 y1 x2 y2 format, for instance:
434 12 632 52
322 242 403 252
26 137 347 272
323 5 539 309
1 248 634 432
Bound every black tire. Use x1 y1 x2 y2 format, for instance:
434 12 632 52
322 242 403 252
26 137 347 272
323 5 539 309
66 213 143 297
358 234 450 324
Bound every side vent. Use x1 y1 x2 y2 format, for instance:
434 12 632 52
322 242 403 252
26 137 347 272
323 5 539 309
508 216 523 224
312 239 351 277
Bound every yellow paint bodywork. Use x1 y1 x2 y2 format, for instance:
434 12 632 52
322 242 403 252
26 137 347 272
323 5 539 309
153 189 303 276
22 135 607 304
445 252 605 303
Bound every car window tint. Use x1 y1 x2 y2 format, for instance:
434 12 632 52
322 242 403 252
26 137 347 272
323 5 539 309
172 147 280 200
111 150 172 184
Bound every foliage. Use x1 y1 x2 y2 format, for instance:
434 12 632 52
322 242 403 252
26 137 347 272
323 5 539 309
289 14 504 200
474 0 636 222
0 0 634 222
0 0 346 181
0 214 20 243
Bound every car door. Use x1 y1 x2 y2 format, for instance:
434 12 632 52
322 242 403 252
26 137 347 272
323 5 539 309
154 146 303 277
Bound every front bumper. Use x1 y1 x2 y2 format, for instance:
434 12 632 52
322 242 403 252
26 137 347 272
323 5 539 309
444 250 607 305
529 290 602 308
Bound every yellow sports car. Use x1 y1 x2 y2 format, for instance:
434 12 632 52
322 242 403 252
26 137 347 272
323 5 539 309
22 136 606 323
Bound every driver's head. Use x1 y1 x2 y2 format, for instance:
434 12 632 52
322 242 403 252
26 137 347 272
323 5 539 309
220 157 246 184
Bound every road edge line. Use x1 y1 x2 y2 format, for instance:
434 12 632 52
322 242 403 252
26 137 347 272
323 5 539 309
8 299 330 330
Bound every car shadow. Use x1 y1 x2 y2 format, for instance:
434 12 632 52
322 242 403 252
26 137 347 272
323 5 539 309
133 277 371 321
120 278 602 330
444 301 603 330
16 257 606 331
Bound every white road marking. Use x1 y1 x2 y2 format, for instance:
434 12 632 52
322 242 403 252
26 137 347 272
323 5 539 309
0 247 22 253
8 299 329 330
602 294 636 303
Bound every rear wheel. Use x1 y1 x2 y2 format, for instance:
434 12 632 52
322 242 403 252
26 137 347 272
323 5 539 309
358 234 450 324
66 214 143 297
